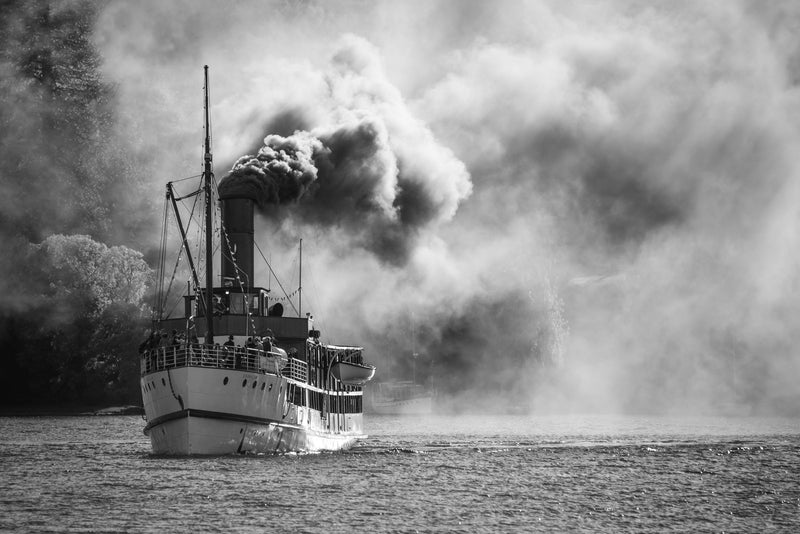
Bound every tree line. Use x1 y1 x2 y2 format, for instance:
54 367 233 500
0 1 155 409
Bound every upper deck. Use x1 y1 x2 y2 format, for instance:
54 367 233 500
141 341 367 394
141 344 307 382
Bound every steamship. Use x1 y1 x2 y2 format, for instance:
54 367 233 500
139 67 375 455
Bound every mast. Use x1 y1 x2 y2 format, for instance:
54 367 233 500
203 65 215 344
299 238 302 317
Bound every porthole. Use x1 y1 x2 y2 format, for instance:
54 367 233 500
239 428 243 434
261 383 266 391
242 379 247 387
161 378 166 386
252 381 257 389
269 383 273 391
223 377 229 385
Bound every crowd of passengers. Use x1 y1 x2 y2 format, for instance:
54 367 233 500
139 329 277 355
139 329 290 372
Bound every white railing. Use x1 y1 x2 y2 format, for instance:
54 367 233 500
284 357 308 383
141 345 289 377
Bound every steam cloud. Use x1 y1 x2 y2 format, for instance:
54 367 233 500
87 0 800 415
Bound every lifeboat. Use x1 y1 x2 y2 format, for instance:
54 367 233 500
331 361 376 386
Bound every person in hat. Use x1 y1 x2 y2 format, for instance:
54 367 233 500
221 335 235 368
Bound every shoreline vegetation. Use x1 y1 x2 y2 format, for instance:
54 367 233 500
0 404 143 417
0 3 153 416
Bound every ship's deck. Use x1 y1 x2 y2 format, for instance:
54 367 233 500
141 345 307 382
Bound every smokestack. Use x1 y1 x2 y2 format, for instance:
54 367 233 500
220 195 255 289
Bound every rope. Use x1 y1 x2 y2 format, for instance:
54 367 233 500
155 171 304 330
156 176 206 324
254 240 300 316
165 179 203 317
171 173 203 184
193 182 205 287
304 254 327 337
152 195 169 324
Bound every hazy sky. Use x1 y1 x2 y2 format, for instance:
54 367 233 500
88 0 800 414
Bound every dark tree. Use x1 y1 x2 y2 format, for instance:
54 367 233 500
0 235 152 407
0 1 156 409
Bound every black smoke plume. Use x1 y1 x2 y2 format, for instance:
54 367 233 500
219 37 471 265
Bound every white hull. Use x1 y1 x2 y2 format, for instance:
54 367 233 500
147 415 361 455
141 366 365 455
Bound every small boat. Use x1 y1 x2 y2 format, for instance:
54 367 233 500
331 356 377 386
367 331 432 415
138 67 375 455
367 381 433 415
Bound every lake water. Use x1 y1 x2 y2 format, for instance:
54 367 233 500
0 414 798 532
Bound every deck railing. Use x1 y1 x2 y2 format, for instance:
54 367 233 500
285 357 308 383
141 345 301 378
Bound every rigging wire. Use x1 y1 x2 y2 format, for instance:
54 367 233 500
154 167 308 328
169 179 203 307
153 194 170 324
157 177 205 321
171 173 203 184
162 287 185 320
304 250 329 339
254 239 300 316
287 246 300 293
160 239 186 320
190 175 206 296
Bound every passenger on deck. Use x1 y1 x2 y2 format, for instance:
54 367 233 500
188 334 201 360
213 296 226 316
219 336 232 367
263 337 273 353
139 331 157 353
158 331 170 348
263 330 274 352
148 331 160 350
222 335 235 368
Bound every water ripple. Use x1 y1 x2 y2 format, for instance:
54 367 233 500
1 415 799 532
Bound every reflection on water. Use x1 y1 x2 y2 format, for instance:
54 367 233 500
1 414 798 533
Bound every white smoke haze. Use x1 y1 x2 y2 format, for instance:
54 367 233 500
92 0 800 415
